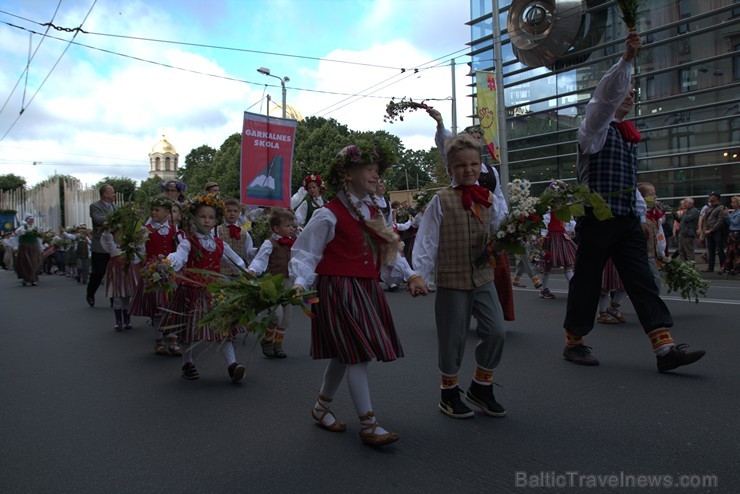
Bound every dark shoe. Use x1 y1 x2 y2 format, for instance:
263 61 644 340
439 386 474 419
563 344 600 366
114 323 123 332
657 344 706 373
228 363 246 383
539 288 555 299
182 363 200 380
86 295 95 307
272 342 287 359
465 382 506 417
260 339 275 358
387 283 399 292
123 312 132 330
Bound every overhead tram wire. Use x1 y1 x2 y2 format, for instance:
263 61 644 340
0 0 62 116
313 47 469 118
0 0 98 143
0 22 458 103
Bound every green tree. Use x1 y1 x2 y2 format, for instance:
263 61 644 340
0 173 26 191
134 176 168 207
96 176 136 201
292 117 353 192
179 144 217 192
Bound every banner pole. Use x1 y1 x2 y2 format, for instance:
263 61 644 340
492 0 509 201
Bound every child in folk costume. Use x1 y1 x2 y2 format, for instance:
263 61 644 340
248 208 296 358
216 198 255 271
537 210 577 299
100 217 140 331
74 225 91 285
637 182 665 293
427 108 515 320
292 174 326 228
129 196 181 355
597 258 628 324
15 214 42 286
290 141 428 447
163 194 249 383
413 133 508 419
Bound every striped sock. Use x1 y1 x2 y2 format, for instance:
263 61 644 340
648 328 675 356
440 373 458 389
473 366 493 385
565 331 584 348
273 329 285 344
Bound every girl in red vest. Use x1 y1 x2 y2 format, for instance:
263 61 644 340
162 194 249 383
538 210 577 299
290 141 428 447
130 195 181 355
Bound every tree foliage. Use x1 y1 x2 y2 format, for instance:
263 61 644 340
0 173 27 191
178 144 217 193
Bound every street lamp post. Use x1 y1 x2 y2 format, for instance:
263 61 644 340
257 67 290 118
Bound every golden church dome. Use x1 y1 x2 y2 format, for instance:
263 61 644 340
151 135 177 155
267 103 303 121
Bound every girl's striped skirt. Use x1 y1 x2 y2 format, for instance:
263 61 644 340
601 258 625 290
311 275 403 364
129 280 170 317
160 284 246 344
105 257 139 298
541 231 577 271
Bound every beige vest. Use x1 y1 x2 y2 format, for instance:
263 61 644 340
436 187 494 290
217 224 248 276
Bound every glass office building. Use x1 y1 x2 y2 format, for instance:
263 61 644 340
468 0 739 204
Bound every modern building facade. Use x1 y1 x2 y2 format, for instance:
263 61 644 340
468 0 739 205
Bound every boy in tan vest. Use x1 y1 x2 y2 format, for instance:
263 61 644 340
413 134 507 419
248 208 296 358
217 198 255 275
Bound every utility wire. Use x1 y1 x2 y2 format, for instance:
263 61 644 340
0 0 98 143
0 0 62 115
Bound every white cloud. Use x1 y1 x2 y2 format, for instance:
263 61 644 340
0 0 473 187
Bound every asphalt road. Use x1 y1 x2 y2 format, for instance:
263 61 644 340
1 270 738 493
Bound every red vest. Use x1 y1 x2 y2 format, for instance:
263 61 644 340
144 224 176 261
315 199 378 279
181 235 224 287
547 212 565 233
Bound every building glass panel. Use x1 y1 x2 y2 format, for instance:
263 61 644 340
468 0 740 205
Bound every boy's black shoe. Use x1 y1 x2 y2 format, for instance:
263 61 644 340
657 344 706 373
182 363 200 380
563 344 600 366
439 386 474 419
465 382 506 417
228 363 246 383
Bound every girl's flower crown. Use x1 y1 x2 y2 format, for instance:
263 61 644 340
187 193 225 217
150 196 174 210
302 174 326 191
327 140 395 190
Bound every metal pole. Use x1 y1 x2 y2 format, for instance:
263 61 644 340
492 0 510 201
451 58 457 135
266 94 271 116
281 79 287 119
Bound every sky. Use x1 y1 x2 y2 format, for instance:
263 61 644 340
0 0 474 187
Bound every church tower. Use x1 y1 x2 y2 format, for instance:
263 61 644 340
149 135 179 181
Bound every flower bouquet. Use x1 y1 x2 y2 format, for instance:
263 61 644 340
492 179 543 255
140 255 176 295
614 0 644 31
198 271 317 338
658 258 710 303
103 203 147 267
383 97 430 124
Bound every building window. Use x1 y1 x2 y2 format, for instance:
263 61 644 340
155 157 161 171
165 157 171 171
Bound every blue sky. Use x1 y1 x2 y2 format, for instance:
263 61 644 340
0 0 472 186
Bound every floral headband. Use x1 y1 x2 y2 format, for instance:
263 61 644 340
187 193 225 217
150 196 174 210
160 181 187 193
327 140 395 190
302 174 326 191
